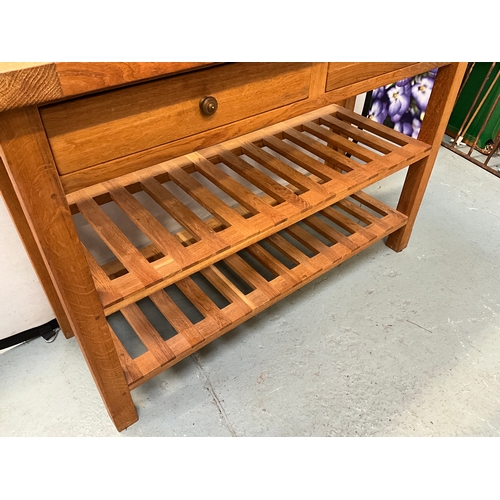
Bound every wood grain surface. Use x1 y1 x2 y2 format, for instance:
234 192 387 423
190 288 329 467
326 62 444 98
40 62 312 175
326 62 413 92
0 61 466 431
54 62 444 193
0 157 74 338
55 62 218 96
386 62 468 252
0 106 138 431
0 63 62 112
0 62 217 112
63 102 431 314
111 191 408 389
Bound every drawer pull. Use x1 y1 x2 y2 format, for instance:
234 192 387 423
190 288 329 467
199 96 218 116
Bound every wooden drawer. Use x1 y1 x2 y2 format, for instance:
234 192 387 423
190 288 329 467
40 62 312 176
326 62 413 92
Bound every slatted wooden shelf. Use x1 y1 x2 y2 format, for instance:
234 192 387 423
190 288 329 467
106 189 407 389
68 104 430 316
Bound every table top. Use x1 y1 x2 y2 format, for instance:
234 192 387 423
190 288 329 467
0 62 217 112
0 61 449 115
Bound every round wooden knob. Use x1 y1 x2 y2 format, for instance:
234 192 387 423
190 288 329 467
199 96 218 116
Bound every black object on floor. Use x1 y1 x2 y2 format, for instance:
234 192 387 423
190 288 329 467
0 318 59 350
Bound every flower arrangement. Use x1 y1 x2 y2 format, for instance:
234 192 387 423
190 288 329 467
367 69 438 139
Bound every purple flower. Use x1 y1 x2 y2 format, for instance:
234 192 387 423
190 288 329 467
394 111 414 137
368 99 388 124
396 77 411 87
399 81 412 96
411 76 434 111
411 118 422 139
387 85 411 121
372 86 386 100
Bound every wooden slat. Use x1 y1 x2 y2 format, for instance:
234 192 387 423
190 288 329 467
282 127 360 172
104 181 189 269
336 198 379 225
348 192 406 236
302 215 358 252
199 266 254 311
266 233 321 276
219 148 309 211
335 107 416 147
77 196 163 286
266 233 309 265
140 177 228 252
245 243 299 287
320 206 377 242
302 121 380 163
165 163 250 232
336 199 389 235
149 290 205 346
175 277 231 329
284 224 331 255
280 226 335 269
224 253 278 300
189 153 286 226
350 191 391 216
262 134 346 185
240 141 329 197
343 192 405 229
121 303 176 364
100 243 161 278
66 156 185 207
319 114 405 156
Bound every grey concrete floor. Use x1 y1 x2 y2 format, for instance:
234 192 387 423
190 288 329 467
1 146 500 437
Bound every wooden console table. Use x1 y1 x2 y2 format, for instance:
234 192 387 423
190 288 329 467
0 62 466 431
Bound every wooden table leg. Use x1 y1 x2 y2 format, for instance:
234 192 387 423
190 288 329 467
0 107 138 431
386 62 468 252
0 157 74 338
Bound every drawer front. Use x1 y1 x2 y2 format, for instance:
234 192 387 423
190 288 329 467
40 62 312 175
326 62 412 92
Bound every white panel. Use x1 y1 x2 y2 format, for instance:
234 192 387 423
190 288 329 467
0 195 54 340
355 93 367 115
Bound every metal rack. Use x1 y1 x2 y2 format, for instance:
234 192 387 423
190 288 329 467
442 62 500 177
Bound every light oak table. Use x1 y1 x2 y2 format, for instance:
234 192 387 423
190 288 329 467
0 62 466 431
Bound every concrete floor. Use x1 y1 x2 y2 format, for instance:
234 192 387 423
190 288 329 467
1 146 500 437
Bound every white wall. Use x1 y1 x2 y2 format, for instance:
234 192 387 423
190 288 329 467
0 195 54 340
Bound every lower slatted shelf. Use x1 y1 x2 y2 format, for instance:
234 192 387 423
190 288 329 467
67 103 430 315
107 190 407 389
